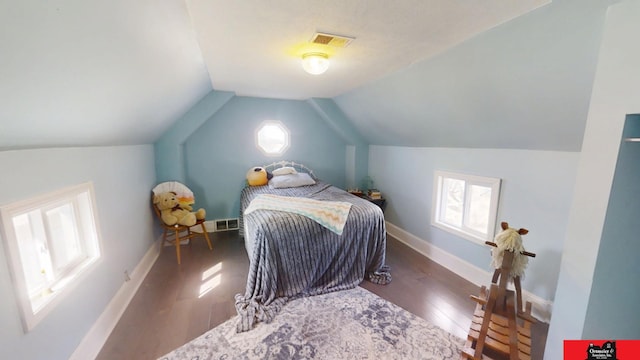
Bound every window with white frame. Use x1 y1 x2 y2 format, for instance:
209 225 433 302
256 120 290 156
431 171 501 244
0 182 102 331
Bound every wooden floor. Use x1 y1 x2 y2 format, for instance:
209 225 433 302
96 231 548 359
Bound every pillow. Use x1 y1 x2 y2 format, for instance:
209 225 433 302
272 166 298 176
269 173 316 189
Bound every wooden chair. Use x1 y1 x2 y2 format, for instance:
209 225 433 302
151 182 212 264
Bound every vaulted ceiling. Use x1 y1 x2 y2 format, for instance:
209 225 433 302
186 0 550 99
1 0 613 151
1 0 211 149
334 1 612 151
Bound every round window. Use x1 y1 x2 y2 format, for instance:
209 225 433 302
256 121 290 155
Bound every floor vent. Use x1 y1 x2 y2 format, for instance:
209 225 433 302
213 218 239 232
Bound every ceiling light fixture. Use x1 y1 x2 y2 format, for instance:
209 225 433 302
301 52 329 75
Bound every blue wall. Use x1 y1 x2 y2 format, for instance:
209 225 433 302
545 4 640 355
0 145 156 360
181 96 350 220
368 145 579 301
583 114 640 338
155 91 234 184
307 98 369 189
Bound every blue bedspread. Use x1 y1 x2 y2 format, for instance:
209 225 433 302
236 181 391 332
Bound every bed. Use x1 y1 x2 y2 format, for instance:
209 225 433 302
235 161 391 332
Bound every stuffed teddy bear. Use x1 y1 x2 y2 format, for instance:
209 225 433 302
246 166 273 186
153 191 205 227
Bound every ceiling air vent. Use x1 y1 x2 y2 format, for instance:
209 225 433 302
310 32 355 48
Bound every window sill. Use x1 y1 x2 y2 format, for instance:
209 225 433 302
432 221 488 245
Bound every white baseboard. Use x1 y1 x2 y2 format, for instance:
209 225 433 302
69 241 160 360
385 222 552 323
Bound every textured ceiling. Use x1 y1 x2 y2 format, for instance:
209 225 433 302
187 0 550 100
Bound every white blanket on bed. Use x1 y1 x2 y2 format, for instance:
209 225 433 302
244 194 352 235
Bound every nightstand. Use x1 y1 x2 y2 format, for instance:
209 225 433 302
363 196 386 212
347 190 386 212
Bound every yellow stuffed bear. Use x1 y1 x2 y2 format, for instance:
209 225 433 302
246 166 269 186
153 191 205 227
